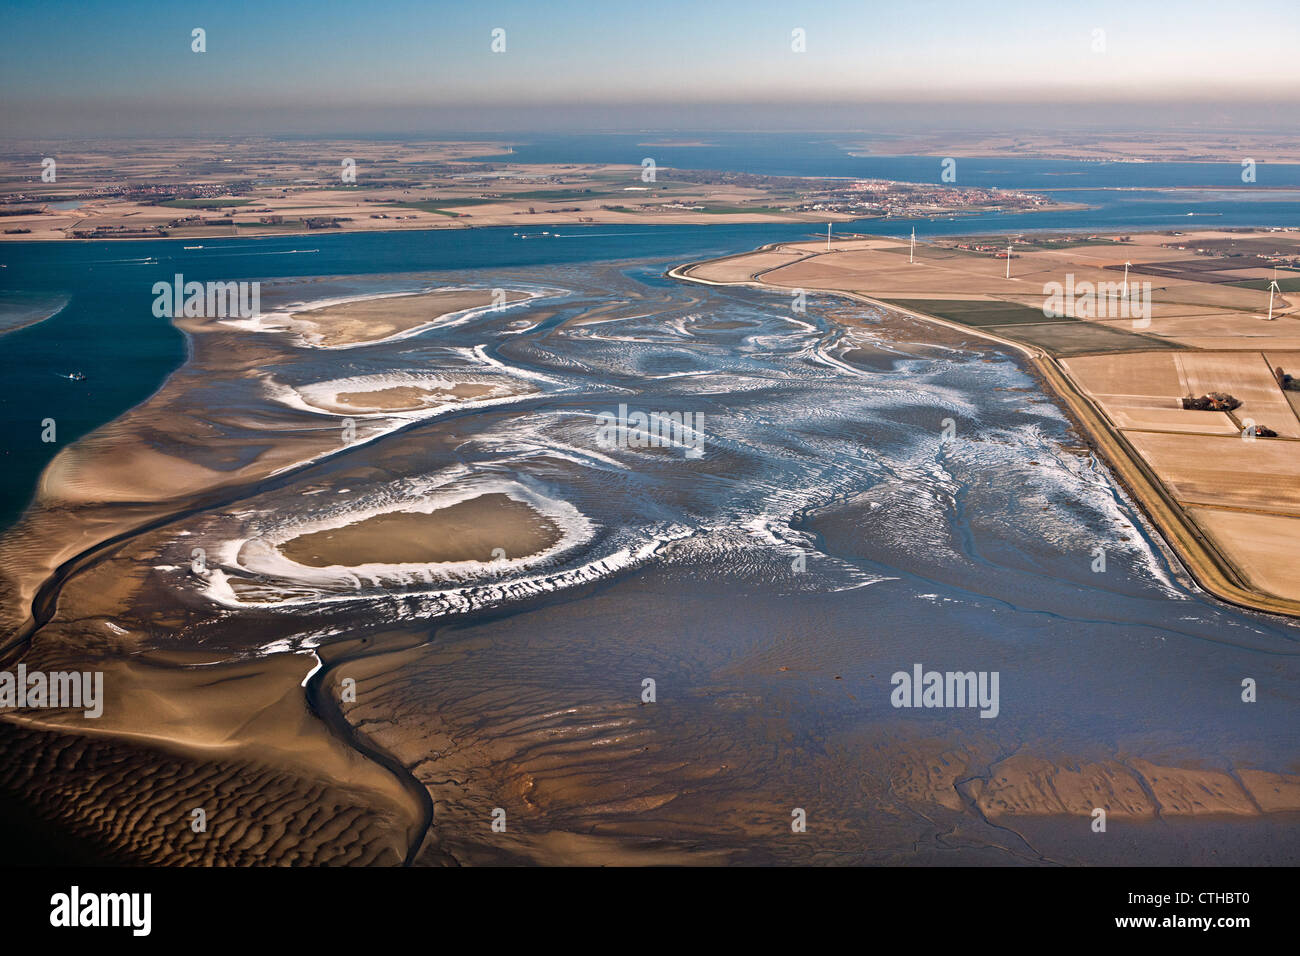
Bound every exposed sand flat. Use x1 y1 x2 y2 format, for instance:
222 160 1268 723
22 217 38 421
9 652 393 787
0 280 545 859
288 371 536 417
1126 759 1259 816
286 289 527 348
893 750 1300 819
966 756 1157 819
1125 432 1300 513
1187 508 1300 598
888 745 968 811
39 439 231 505
0 651 423 864
0 377 357 637
335 382 498 411
0 273 552 863
1237 770 1300 813
328 640 745 865
277 493 561 567
0 721 412 865
36 366 358 510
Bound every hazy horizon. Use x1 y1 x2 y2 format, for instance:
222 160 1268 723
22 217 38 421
4 0 1299 137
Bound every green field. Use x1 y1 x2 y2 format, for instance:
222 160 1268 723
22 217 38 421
493 189 600 201
383 203 462 217
384 191 604 214
920 246 1011 260
1021 238 1126 250
381 188 781 217
382 200 478 213
697 205 786 215
884 298 1176 355
1228 273 1300 292
881 298 1061 327
159 198 253 209
983 321 1177 355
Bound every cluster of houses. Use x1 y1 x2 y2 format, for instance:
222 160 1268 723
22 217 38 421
1181 391 1281 437
1181 392 1241 411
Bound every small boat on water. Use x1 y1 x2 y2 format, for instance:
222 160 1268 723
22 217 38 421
183 245 203 250
59 371 86 381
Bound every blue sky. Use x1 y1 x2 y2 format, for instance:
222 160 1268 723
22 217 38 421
4 0 1299 135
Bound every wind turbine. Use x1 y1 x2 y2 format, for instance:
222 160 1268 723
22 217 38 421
1005 242 1013 280
826 223 832 252
910 226 916 264
1267 272 1281 321
1122 261 1131 298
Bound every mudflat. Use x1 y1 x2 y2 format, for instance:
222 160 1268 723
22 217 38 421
278 494 562 567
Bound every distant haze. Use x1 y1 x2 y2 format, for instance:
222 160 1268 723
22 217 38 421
3 0 1298 137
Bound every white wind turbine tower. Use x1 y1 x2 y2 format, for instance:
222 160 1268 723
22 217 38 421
1122 261 1132 298
1267 272 1281 321
1005 242 1013 280
910 226 916 264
